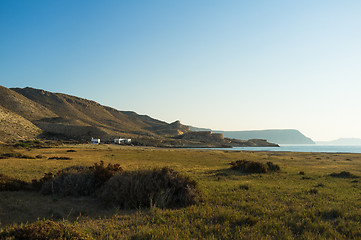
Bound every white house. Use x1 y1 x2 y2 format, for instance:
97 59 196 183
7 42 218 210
91 138 100 144
114 138 131 144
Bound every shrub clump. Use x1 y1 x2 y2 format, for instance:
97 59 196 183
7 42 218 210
230 160 280 174
39 161 123 197
330 171 359 179
0 220 92 240
48 156 72 160
0 173 28 191
99 167 201 209
0 152 36 159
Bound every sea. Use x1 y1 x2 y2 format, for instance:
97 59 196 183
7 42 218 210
207 145 361 153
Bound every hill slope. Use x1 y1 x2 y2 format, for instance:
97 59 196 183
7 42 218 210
7 87 188 140
0 105 41 142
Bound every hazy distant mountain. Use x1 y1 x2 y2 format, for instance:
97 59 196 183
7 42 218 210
216 129 315 144
189 127 315 144
317 138 361 145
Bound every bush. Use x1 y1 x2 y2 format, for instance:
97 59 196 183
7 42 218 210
0 220 92 240
1 152 36 159
40 170 96 197
330 171 359 179
230 160 280 174
230 160 267 173
99 167 201 209
48 156 72 160
0 173 28 191
266 161 281 172
39 161 123 197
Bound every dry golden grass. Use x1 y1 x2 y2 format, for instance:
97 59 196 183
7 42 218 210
0 144 360 239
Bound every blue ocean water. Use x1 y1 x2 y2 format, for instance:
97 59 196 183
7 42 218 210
208 145 361 153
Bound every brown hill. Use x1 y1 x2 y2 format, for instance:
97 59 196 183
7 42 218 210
7 87 189 141
0 86 56 121
0 105 41 141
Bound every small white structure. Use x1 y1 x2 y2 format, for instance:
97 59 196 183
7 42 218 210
114 137 131 144
91 137 100 144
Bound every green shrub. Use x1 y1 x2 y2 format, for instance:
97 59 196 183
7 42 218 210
0 220 92 240
231 160 264 173
13 141 30 148
319 208 343 220
266 161 280 172
48 156 72 160
1 152 36 159
330 171 359 179
39 161 123 197
99 167 201 209
230 160 280 174
40 170 96 197
0 173 28 191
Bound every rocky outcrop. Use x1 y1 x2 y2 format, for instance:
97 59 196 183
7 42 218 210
150 120 191 136
178 131 224 142
175 131 279 148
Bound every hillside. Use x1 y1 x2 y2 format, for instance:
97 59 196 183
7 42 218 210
0 105 41 142
0 86 188 141
0 86 279 147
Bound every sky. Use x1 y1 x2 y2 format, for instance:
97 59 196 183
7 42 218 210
1 0 361 141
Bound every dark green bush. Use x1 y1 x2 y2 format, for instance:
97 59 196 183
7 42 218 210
1 152 36 159
99 167 201 209
319 208 343 220
13 141 30 148
39 161 123 196
266 161 280 172
330 171 359 179
0 220 92 240
230 160 265 173
48 156 72 160
0 173 28 191
230 160 280 174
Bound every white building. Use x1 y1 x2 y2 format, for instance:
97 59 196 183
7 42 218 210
91 138 100 144
114 138 131 144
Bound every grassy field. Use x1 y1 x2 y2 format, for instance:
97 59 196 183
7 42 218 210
0 144 360 239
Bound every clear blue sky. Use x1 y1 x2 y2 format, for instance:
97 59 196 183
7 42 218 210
1 0 361 141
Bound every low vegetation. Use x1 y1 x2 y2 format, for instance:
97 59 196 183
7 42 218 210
39 161 123 197
99 167 201 209
330 171 359 179
0 173 28 191
0 145 360 239
230 160 280 173
0 220 92 240
48 156 72 160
